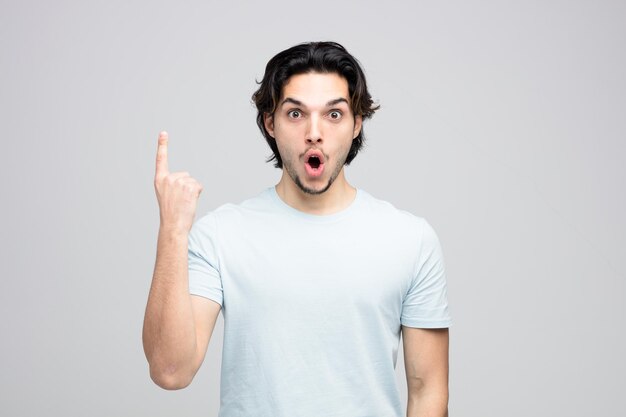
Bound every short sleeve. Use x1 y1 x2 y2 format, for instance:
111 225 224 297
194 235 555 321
401 219 451 328
188 213 224 307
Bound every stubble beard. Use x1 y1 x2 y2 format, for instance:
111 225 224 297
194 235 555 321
283 150 349 196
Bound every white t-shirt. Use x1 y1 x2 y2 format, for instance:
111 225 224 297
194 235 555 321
188 186 451 417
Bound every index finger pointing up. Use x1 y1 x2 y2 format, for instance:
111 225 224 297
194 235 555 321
156 131 169 178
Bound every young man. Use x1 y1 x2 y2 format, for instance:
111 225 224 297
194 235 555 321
143 42 451 417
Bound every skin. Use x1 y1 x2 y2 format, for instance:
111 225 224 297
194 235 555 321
144 73 449 416
403 327 450 417
264 72 362 215
143 132 221 389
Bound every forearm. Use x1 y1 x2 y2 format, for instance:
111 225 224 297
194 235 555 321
142 227 198 389
406 386 449 417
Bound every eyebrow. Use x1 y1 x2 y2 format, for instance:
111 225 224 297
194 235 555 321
280 97 349 108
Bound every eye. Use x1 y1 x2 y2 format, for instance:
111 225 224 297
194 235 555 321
328 110 342 120
287 109 302 119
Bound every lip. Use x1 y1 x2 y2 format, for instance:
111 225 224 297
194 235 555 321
304 149 325 164
303 149 325 178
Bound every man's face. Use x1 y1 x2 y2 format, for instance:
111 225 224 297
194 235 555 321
264 72 362 195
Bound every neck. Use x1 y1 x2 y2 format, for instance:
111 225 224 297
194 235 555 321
275 170 357 215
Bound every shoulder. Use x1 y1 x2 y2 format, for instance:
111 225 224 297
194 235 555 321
358 189 442 247
198 189 272 222
193 187 275 229
358 189 429 228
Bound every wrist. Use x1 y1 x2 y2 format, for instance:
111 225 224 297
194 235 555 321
158 224 190 240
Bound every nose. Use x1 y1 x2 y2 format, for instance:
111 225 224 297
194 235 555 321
305 113 323 144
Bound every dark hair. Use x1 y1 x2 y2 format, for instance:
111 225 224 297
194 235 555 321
252 41 379 168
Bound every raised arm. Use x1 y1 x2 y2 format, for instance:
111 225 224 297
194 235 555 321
402 326 449 417
142 131 221 390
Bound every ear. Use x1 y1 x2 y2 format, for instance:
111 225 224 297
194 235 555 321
264 113 275 138
353 115 363 139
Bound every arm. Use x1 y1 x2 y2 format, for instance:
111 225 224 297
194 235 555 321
142 131 221 390
402 326 449 417
143 230 221 389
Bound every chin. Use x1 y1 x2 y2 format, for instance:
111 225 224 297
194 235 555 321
294 176 333 195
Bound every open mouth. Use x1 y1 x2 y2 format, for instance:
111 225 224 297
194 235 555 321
304 151 325 177
307 155 321 169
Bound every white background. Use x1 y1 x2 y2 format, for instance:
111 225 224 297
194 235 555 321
1 1 624 416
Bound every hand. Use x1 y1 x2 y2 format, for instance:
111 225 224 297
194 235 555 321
154 131 203 233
